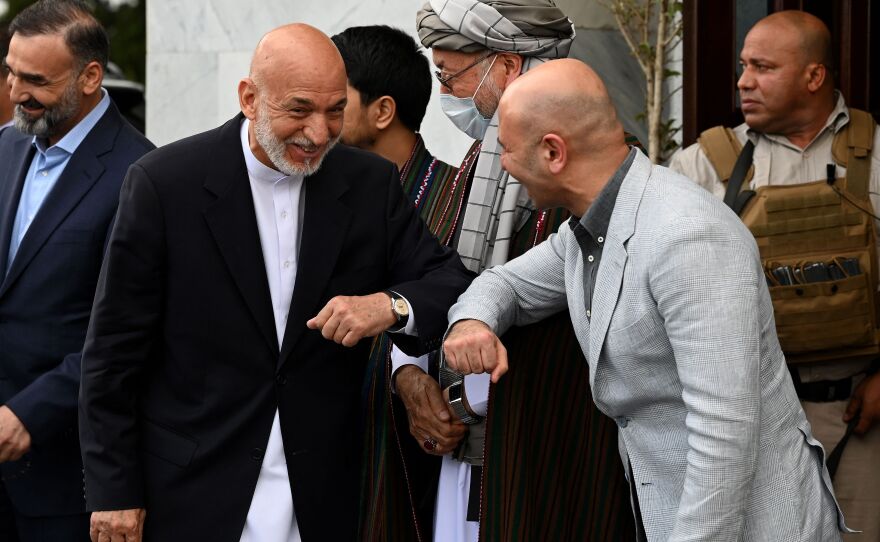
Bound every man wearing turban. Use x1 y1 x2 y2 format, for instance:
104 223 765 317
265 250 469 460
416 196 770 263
360 1 639 541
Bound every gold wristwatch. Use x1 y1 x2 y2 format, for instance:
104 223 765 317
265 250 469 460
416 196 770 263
385 290 409 332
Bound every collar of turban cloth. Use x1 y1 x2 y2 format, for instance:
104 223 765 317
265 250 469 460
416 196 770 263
417 0 575 57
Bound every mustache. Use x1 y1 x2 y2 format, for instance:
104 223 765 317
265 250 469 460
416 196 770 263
17 97 45 110
287 136 319 152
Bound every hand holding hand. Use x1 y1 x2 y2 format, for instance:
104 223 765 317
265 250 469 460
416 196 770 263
844 371 880 435
443 319 508 383
395 365 467 455
307 292 397 347
0 405 31 463
90 508 146 542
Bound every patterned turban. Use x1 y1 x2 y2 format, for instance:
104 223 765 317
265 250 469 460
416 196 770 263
417 0 575 58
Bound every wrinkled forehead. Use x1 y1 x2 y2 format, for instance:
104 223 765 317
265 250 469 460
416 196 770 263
742 21 802 62
260 76 346 107
6 32 76 75
431 47 485 70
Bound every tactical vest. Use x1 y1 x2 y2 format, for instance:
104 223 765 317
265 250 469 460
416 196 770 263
698 109 878 365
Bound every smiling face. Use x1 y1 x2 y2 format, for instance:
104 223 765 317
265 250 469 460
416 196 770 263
737 22 811 134
497 102 559 209
249 81 345 177
5 32 87 141
240 25 348 176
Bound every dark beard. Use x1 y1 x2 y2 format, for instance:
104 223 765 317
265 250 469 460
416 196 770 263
14 80 81 139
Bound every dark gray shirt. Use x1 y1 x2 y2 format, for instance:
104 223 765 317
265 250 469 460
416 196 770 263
569 147 637 319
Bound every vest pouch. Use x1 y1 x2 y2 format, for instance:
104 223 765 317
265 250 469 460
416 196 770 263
741 180 880 365
770 271 876 353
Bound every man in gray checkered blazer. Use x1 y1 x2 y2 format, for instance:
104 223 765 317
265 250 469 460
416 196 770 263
442 58 849 541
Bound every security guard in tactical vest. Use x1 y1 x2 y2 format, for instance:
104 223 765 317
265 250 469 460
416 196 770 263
670 11 880 541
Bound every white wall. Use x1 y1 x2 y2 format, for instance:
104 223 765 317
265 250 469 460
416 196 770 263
146 0 473 165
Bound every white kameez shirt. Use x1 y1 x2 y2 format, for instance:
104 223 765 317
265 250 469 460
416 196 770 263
238 119 419 541
239 119 304 542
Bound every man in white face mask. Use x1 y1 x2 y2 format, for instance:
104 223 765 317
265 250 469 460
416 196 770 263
437 52 501 140
364 2 639 542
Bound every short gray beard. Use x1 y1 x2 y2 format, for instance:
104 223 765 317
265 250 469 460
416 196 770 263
475 65 504 119
254 102 338 176
14 77 81 138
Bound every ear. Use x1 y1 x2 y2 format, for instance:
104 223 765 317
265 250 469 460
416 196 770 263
541 133 567 175
80 61 103 96
238 78 257 120
806 63 827 93
371 95 396 131
498 53 523 88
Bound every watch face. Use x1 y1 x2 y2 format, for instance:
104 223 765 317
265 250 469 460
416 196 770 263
393 298 409 317
448 382 462 402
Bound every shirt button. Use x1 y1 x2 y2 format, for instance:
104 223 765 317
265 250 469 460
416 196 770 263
41 171 48 176
598 236 604 243
281 210 288 219
588 255 595 262
283 261 291 268
586 309 591 318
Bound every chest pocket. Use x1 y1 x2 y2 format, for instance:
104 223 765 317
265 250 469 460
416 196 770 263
606 309 667 357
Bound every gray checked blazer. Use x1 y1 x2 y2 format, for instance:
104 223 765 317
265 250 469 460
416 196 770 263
448 151 848 541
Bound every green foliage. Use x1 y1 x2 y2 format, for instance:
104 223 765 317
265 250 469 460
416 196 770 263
603 0 684 162
1 0 145 84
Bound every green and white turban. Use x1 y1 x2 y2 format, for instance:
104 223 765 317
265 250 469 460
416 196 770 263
417 0 575 57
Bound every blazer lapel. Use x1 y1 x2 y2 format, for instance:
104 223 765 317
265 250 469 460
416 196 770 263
588 152 653 373
0 109 127 297
203 115 279 356
278 152 352 369
0 134 35 280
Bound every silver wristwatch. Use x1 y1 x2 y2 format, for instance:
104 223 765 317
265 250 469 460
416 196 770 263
446 379 483 425
439 349 484 425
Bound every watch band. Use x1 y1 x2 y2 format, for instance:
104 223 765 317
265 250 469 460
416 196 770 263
447 379 483 425
439 346 483 425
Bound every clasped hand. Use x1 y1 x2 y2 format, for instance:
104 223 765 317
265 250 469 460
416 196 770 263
0 405 31 463
90 508 146 542
442 319 508 383
307 292 397 347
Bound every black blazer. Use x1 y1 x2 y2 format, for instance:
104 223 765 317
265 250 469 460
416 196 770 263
79 114 473 541
0 103 153 515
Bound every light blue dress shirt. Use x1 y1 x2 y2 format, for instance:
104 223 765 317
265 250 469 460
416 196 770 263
6 89 110 274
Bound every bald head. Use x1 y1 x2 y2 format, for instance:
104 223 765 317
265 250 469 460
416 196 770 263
750 10 832 70
500 58 623 156
250 23 346 89
496 59 629 215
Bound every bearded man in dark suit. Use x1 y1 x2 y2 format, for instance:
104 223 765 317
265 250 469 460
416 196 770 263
78 22 472 542
0 2 154 540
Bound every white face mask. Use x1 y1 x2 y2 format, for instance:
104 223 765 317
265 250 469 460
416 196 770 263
440 55 498 140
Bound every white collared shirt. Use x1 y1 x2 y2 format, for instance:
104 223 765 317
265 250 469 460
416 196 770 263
238 118 304 542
